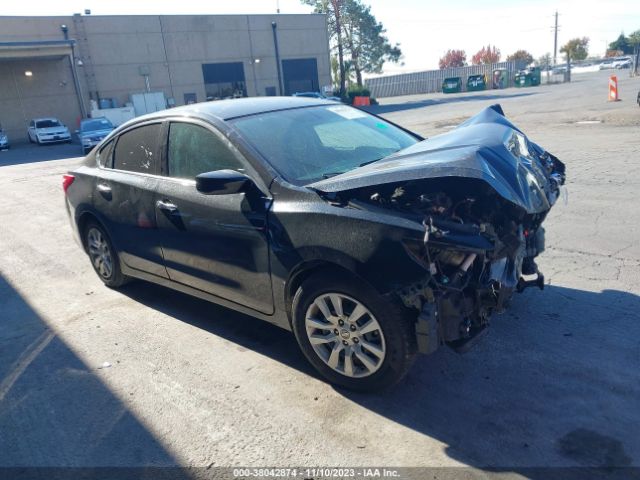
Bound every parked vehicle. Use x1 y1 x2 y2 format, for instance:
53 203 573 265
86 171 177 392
63 97 565 391
599 61 614 70
0 126 9 150
293 91 342 102
615 59 632 69
28 118 71 145
77 117 115 154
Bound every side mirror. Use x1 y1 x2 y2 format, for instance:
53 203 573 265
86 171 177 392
195 169 252 195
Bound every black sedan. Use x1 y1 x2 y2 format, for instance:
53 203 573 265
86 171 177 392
63 97 565 391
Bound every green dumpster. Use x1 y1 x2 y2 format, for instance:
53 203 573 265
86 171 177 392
492 69 508 89
467 74 487 91
442 77 462 94
515 67 541 87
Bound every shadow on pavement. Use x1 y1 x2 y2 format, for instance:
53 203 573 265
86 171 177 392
119 280 640 478
0 143 82 167
0 273 189 477
365 92 540 115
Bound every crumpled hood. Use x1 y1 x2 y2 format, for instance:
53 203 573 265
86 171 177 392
310 105 565 214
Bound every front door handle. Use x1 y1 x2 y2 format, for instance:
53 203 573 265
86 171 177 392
156 199 178 213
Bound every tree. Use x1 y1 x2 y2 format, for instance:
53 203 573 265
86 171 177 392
342 1 402 86
302 0 401 92
506 50 533 65
537 52 552 68
560 37 589 61
302 0 347 95
471 45 501 65
439 49 467 69
609 32 633 55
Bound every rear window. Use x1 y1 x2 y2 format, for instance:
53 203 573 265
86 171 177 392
36 120 61 128
113 124 162 174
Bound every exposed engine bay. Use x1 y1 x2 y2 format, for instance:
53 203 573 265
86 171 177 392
313 105 567 355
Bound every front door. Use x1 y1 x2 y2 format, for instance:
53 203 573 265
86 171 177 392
154 120 273 314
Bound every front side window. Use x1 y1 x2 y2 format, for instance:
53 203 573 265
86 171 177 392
113 124 161 174
167 122 245 179
231 105 418 185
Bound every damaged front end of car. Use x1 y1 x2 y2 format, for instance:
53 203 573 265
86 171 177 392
311 105 566 355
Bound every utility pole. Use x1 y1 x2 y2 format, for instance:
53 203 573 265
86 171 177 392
553 11 559 66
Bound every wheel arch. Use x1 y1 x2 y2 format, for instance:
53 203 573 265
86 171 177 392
76 210 109 253
284 260 382 325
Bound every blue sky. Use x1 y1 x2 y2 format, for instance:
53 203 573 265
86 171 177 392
3 0 639 73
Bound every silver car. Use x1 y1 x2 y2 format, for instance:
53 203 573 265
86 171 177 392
28 117 71 145
76 118 115 154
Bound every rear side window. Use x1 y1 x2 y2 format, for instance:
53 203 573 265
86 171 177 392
167 122 244 179
97 140 115 168
113 124 161 174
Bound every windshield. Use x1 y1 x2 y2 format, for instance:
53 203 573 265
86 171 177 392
231 105 418 185
81 119 114 132
36 120 61 128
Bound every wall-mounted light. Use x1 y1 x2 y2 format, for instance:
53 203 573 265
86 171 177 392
252 58 261 64
60 24 69 40
76 59 84 66
24 71 33 77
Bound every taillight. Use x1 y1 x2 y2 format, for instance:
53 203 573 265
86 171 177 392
62 174 75 194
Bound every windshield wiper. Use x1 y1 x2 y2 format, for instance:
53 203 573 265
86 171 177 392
359 157 385 167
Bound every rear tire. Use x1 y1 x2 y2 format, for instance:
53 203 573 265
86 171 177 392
291 270 416 392
84 221 128 288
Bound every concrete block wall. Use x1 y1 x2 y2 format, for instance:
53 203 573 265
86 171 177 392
0 13 331 141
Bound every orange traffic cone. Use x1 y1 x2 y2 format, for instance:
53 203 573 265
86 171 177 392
609 75 620 101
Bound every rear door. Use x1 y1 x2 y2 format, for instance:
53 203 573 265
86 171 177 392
93 122 167 278
154 119 273 314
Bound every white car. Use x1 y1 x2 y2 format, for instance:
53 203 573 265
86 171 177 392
27 118 71 145
614 59 632 69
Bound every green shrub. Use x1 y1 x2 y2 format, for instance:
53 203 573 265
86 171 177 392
347 85 371 101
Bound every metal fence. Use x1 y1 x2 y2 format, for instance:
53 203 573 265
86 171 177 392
365 61 528 98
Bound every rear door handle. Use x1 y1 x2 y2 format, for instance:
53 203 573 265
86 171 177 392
156 199 178 213
96 182 112 199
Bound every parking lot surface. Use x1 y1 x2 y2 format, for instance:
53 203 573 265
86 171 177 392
1 70 639 476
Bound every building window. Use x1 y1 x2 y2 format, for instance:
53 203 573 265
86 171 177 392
202 62 247 101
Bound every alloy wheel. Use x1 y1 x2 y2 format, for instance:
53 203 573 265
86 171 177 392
87 227 113 280
305 293 386 378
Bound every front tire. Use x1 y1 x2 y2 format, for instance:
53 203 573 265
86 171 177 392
291 270 416 392
84 221 128 288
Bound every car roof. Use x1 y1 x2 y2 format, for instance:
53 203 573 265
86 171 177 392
32 117 61 122
136 96 335 123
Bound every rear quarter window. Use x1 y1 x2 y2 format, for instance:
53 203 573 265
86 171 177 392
97 140 115 168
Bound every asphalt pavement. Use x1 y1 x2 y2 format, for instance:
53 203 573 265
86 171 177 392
1 70 639 479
